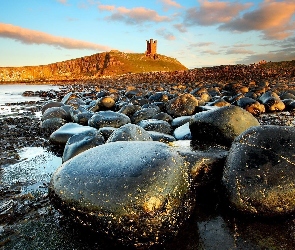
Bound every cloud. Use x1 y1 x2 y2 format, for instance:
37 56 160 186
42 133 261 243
156 28 176 40
190 42 214 47
219 0 295 40
173 23 187 32
98 5 171 24
0 23 111 51
225 48 255 54
158 0 182 11
201 49 219 55
184 0 252 26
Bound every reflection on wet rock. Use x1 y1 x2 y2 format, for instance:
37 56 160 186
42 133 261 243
62 130 105 162
223 125 295 216
189 105 260 148
49 122 98 145
49 141 194 247
88 111 131 129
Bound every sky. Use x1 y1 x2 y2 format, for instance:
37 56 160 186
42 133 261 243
1 0 295 69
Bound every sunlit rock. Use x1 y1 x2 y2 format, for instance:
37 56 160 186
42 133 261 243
49 141 194 247
223 125 295 216
166 93 199 117
259 91 285 112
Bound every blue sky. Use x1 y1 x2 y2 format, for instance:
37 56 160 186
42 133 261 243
1 0 295 69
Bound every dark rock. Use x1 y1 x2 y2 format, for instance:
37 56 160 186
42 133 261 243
147 131 176 143
97 127 117 141
223 125 295 216
131 108 159 124
62 130 105 162
49 122 98 145
137 119 172 134
189 105 260 148
88 111 131 129
49 141 194 247
40 117 67 135
106 123 152 142
41 107 69 121
117 103 141 117
73 112 94 125
166 93 199 117
151 112 173 123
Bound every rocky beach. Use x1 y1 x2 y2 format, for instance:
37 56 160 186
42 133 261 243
2 62 295 249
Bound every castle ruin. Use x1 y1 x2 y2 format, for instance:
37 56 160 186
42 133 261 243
145 39 158 59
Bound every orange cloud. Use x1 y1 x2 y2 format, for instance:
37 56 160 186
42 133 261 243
159 0 182 10
185 0 251 26
0 23 111 51
219 0 295 40
156 28 176 40
98 5 171 24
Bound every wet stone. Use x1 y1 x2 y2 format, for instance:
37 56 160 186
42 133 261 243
49 122 98 145
106 123 152 142
62 130 105 162
49 141 194 247
88 111 131 129
148 131 176 143
137 119 172 134
189 105 260 148
223 125 295 216
173 122 192 140
41 107 69 121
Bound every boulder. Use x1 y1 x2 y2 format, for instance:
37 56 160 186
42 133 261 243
88 111 131 129
189 105 260 148
166 93 199 117
223 125 295 216
106 123 152 142
41 107 69 121
131 108 159 124
62 130 105 162
147 131 176 143
49 141 194 247
137 119 172 135
49 123 98 145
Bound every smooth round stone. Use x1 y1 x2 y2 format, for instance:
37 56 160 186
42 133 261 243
138 119 172 134
131 108 159 124
117 103 141 117
223 125 295 217
88 111 131 129
41 107 69 121
166 93 199 117
40 117 67 136
171 116 192 129
49 122 98 145
49 141 194 247
62 130 105 162
106 123 152 142
189 105 260 148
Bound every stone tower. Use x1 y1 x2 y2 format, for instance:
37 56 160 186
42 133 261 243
145 39 157 57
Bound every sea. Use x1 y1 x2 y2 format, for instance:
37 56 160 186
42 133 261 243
0 84 60 115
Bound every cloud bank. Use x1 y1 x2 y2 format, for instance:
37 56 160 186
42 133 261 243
98 5 171 24
0 23 111 51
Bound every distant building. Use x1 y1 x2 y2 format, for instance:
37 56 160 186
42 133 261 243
145 39 158 58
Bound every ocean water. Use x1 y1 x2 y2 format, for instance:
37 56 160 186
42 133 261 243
0 84 60 116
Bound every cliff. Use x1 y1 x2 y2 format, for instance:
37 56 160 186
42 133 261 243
0 51 187 82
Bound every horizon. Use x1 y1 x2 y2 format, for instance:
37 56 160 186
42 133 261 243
1 0 295 69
